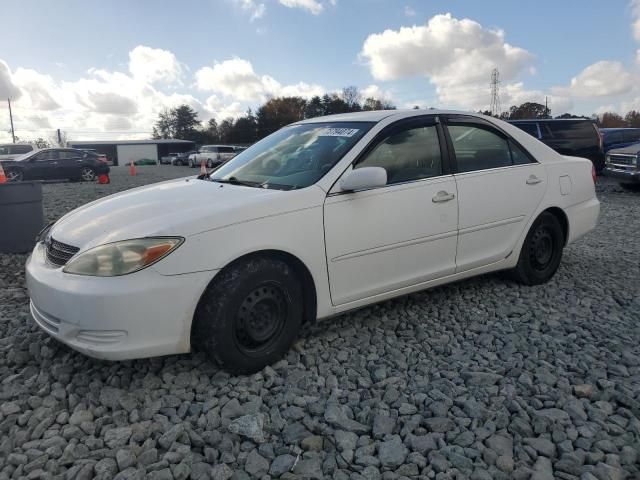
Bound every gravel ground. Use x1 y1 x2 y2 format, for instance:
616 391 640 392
1 166 639 480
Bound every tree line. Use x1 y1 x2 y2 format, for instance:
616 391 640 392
481 102 640 129
152 86 395 145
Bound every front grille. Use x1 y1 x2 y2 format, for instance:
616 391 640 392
609 154 637 167
46 238 79 267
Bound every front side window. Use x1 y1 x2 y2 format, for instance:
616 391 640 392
448 124 532 173
35 151 59 161
355 125 442 184
212 122 373 190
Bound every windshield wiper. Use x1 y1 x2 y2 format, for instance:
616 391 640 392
211 176 260 188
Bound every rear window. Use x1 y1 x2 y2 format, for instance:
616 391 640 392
623 129 640 143
11 145 33 155
542 121 597 140
514 123 539 137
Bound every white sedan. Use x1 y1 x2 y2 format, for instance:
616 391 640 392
26 110 600 373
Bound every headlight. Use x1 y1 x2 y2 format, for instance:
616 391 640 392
36 222 55 243
63 237 183 276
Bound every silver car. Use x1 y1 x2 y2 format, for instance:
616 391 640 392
0 143 34 161
188 145 242 168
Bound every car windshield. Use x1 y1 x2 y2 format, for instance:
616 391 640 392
211 122 373 190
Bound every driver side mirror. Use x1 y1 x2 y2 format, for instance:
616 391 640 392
339 167 387 192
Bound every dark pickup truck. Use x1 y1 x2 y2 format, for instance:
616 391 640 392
604 143 640 184
509 119 605 172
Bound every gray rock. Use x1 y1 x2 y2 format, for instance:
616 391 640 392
524 437 556 458
372 414 396 438
117 449 137 470
378 435 408 468
228 414 266 443
461 371 503 386
210 463 233 480
424 417 455 433
104 427 133 449
244 449 269 476
485 434 513 457
269 454 296 477
324 403 369 434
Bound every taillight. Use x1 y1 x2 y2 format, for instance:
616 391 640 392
592 164 597 184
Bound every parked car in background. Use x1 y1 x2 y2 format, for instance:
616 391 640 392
188 145 238 168
0 143 34 160
26 110 599 373
1 148 110 182
604 143 640 185
171 151 195 166
160 153 179 165
601 128 640 153
509 119 605 172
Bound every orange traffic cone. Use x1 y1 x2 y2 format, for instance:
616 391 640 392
200 159 207 175
0 163 6 184
98 174 110 184
129 161 136 176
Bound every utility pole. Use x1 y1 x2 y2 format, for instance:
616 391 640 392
8 98 15 143
545 96 549 118
489 68 501 118
57 128 62 146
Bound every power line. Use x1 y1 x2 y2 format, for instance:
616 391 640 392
489 68 501 117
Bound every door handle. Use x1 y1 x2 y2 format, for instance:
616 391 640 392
526 175 542 185
432 191 455 203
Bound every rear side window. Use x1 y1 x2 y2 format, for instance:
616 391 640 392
218 147 234 153
356 125 442 184
448 124 533 173
515 123 539 138
543 121 597 139
10 145 33 155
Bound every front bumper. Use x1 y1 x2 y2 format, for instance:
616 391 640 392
25 242 215 360
603 167 640 183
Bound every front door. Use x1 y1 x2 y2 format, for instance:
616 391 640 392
324 117 458 306
444 117 547 272
29 150 60 180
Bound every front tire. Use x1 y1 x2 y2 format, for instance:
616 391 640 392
192 257 303 374
207 159 214 169
510 212 564 285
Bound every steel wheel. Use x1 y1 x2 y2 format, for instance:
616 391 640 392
81 167 96 182
529 225 554 272
234 283 287 356
207 159 214 169
6 169 23 182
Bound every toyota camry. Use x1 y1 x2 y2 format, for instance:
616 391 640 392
26 110 600 373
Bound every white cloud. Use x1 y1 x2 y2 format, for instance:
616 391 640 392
232 0 266 21
279 0 324 15
404 6 416 17
361 84 393 102
360 14 534 111
632 0 640 41
0 60 21 100
12 68 60 110
195 57 324 102
361 14 532 86
128 46 183 84
558 61 634 97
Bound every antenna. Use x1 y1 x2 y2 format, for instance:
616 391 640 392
490 68 501 117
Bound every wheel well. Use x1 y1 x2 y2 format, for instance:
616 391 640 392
544 207 569 245
207 250 317 325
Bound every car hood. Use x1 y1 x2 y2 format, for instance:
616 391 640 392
607 143 640 155
51 177 323 251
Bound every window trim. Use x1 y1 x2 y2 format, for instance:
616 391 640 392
328 115 451 195
441 115 538 175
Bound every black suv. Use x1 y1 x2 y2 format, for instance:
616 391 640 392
509 119 604 172
1 148 110 182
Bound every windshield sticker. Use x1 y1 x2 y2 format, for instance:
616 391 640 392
317 128 360 137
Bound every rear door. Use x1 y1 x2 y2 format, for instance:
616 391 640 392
444 116 547 272
58 150 84 178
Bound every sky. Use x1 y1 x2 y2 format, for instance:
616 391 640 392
0 0 639 142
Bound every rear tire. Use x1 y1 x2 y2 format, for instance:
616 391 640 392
80 167 96 182
5 169 23 182
192 257 303 374
510 212 564 285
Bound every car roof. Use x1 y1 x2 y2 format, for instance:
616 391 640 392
509 118 595 123
601 127 640 132
295 109 480 124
